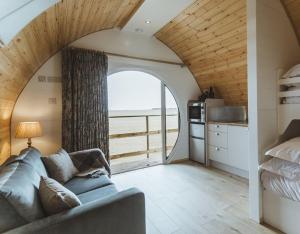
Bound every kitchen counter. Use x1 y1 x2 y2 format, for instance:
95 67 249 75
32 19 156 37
208 121 248 127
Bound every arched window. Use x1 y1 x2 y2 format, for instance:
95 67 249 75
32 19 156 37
108 71 179 174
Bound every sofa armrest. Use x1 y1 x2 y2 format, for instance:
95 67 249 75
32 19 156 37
69 148 111 176
6 188 145 234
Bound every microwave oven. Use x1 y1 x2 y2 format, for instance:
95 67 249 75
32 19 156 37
188 101 205 123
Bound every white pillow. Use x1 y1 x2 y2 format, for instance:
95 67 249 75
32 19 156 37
283 64 300 78
260 158 300 180
265 137 300 164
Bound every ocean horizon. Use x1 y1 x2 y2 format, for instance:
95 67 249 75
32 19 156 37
109 109 179 157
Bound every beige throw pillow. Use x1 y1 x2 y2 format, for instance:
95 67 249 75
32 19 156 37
42 149 78 183
39 176 81 215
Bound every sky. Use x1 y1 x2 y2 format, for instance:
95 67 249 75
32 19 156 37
108 71 177 110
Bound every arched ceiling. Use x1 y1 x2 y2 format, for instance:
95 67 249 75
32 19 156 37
156 0 247 106
0 0 143 163
0 0 60 45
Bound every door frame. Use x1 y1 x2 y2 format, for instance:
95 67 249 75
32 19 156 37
161 82 167 164
108 70 180 167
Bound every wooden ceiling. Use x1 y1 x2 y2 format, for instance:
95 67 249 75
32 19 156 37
0 0 143 163
1 0 296 163
282 0 300 44
155 0 247 106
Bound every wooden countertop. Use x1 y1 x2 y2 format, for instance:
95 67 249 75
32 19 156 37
208 121 248 127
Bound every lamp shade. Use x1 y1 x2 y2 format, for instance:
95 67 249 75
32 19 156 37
15 122 42 139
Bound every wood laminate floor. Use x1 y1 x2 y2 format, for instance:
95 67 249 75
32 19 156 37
112 161 279 234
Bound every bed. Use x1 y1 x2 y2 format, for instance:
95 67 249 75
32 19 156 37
260 120 300 234
261 170 300 202
261 164 300 234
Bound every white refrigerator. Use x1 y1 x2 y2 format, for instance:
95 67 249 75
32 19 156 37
189 123 205 163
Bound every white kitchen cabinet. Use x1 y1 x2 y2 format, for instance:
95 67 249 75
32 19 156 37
208 123 228 133
227 125 249 171
208 145 228 164
208 130 227 148
208 123 249 174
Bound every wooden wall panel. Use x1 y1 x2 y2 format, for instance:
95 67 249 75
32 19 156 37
0 0 143 163
155 0 247 106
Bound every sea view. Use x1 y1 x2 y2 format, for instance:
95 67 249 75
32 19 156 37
109 109 179 158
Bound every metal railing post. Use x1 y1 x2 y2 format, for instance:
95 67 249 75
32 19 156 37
146 115 150 159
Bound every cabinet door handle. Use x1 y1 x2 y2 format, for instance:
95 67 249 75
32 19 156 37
215 125 220 128
215 147 220 151
215 132 220 136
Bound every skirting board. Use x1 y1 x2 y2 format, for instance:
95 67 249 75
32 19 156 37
210 160 249 179
263 189 300 234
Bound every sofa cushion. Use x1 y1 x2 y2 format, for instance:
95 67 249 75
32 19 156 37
0 196 26 233
18 148 48 177
64 175 113 195
1 155 19 167
42 149 78 184
39 176 81 215
77 184 118 204
0 162 45 225
2 148 47 177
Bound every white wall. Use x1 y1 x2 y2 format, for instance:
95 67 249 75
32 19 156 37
11 53 62 155
247 0 300 222
11 29 200 162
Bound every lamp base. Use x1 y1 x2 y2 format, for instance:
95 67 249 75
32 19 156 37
27 138 32 148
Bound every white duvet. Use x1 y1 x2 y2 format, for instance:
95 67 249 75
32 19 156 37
261 171 300 202
260 158 300 181
260 158 300 202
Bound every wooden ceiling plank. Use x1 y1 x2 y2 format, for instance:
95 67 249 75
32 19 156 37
167 6 246 49
190 48 246 69
156 0 247 107
73 0 96 39
155 0 212 38
188 0 241 31
102 0 126 28
180 24 247 60
69 0 87 42
159 0 244 44
118 0 145 29
173 20 246 61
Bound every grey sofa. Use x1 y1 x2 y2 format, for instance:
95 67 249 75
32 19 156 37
0 148 145 234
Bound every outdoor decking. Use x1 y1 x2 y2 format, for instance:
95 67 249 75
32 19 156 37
110 153 162 174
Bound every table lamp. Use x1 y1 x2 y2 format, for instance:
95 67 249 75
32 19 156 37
15 122 42 148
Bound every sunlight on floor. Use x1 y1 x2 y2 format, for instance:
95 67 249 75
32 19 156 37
112 161 279 234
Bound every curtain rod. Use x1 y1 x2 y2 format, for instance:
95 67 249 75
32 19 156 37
104 51 186 67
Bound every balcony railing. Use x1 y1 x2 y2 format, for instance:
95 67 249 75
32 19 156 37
109 114 178 160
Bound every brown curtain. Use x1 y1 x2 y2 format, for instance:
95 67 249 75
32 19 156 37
61 47 109 161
